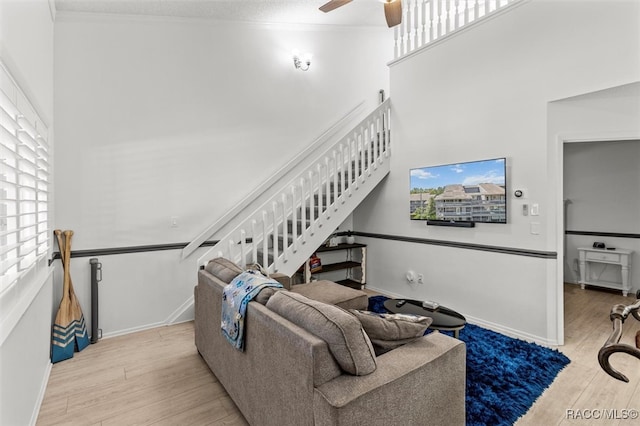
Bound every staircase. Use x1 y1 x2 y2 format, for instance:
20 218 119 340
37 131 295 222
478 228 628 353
192 99 391 278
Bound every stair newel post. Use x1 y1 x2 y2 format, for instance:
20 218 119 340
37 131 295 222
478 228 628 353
300 178 306 243
239 230 247 268
272 201 279 270
262 211 269 268
281 194 288 263
251 220 258 264
316 164 323 219
308 171 315 236
290 186 298 253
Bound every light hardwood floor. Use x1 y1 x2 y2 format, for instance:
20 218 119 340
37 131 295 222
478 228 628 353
37 285 640 426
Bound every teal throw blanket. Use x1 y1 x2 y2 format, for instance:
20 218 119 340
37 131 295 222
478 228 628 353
221 270 283 351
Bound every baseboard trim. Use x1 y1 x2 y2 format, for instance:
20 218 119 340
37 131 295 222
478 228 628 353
464 315 560 347
366 287 560 347
101 321 166 340
30 361 52 426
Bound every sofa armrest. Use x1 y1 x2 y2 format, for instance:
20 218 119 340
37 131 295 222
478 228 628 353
269 272 293 290
313 332 466 426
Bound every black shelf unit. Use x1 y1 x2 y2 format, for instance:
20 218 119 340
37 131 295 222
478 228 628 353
303 243 367 289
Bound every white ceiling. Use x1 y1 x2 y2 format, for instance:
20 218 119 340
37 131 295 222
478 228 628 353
54 0 390 27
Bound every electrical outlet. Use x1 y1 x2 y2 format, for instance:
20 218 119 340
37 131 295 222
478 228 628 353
417 273 424 284
170 216 179 228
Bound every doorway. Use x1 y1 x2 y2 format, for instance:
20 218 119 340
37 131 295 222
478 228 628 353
555 136 640 346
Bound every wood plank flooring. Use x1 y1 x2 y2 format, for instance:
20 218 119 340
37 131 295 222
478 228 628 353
37 285 640 425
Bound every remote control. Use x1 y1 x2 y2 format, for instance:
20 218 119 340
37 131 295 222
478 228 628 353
422 300 439 310
395 299 407 307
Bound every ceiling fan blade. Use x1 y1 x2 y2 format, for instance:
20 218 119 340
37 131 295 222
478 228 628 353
384 0 402 28
319 0 353 13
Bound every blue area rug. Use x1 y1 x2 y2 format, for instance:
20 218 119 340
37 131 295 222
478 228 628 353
368 296 570 426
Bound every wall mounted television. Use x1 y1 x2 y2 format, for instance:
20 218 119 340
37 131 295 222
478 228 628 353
410 157 507 224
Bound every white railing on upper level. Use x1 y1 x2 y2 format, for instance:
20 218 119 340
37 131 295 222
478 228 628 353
392 0 524 60
196 99 391 276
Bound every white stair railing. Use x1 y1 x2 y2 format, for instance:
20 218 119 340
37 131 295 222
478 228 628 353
393 0 525 60
182 101 367 260
197 99 391 276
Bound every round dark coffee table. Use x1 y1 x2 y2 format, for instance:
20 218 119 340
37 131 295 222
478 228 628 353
383 299 466 338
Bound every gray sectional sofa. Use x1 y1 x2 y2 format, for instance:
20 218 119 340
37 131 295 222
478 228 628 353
194 258 466 426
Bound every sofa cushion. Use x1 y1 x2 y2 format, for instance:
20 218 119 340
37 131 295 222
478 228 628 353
266 291 377 376
350 310 432 355
205 257 243 284
291 280 368 310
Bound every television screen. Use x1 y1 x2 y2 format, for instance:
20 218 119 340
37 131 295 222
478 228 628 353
410 157 506 223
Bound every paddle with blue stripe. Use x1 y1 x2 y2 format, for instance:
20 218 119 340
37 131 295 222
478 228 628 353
51 230 90 363
52 230 76 362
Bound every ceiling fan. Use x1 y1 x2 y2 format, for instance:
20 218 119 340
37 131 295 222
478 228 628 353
319 0 403 28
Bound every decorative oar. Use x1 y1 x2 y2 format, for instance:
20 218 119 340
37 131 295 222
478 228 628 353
51 229 76 362
55 230 90 352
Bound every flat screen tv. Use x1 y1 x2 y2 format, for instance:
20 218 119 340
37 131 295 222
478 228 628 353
410 157 507 224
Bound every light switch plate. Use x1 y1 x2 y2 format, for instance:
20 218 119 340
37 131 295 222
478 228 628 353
530 203 539 216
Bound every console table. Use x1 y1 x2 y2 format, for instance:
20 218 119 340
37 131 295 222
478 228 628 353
578 247 633 296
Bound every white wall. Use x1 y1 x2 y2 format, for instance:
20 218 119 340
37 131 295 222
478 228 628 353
53 13 391 335
0 0 55 424
353 0 640 344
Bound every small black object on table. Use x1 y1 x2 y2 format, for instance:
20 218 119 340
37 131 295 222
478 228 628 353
384 299 467 338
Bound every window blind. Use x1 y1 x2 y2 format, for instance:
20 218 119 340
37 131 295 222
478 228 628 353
0 63 50 295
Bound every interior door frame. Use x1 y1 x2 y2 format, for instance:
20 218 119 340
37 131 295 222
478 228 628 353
553 131 640 346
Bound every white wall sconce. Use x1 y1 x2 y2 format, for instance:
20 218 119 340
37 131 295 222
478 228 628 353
292 50 312 71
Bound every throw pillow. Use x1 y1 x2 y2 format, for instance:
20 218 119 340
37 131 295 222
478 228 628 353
266 291 377 376
253 286 283 305
204 257 243 284
350 310 432 355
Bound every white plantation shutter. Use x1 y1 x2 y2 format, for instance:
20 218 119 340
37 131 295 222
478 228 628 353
0 63 50 295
